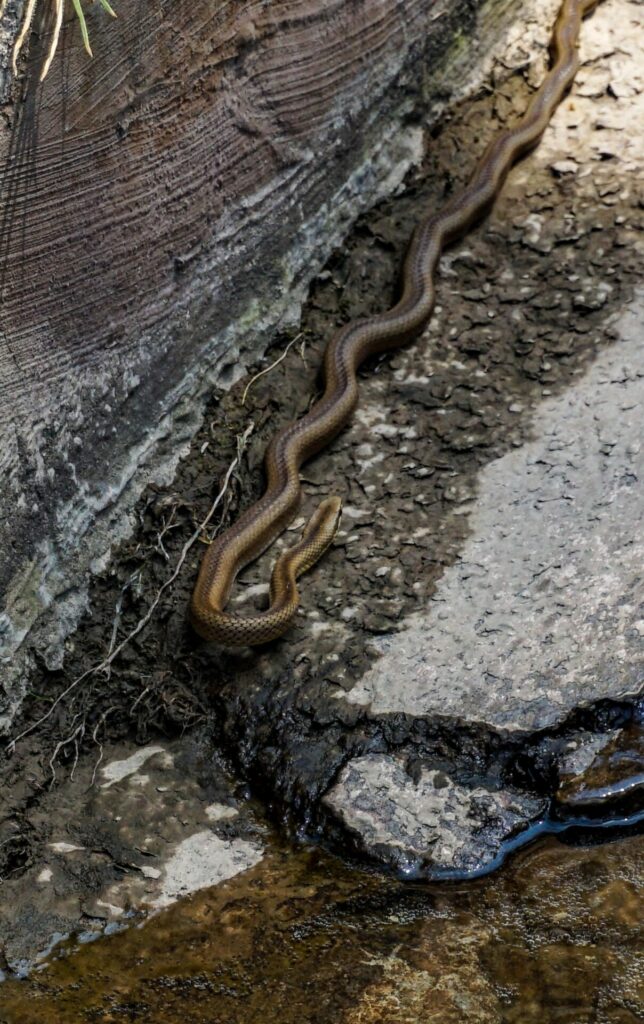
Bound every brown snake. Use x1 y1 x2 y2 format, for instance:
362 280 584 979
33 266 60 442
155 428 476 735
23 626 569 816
191 0 600 646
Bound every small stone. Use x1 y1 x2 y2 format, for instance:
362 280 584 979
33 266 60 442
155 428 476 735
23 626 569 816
323 754 545 876
551 159 578 176
141 866 162 879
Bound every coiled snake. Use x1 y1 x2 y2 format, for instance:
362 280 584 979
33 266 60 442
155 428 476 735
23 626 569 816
191 0 601 646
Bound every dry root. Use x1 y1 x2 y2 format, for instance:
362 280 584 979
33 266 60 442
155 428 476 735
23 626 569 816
6 0 117 82
7 423 254 758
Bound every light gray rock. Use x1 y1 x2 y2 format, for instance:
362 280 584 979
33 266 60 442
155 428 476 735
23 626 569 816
556 731 619 783
324 753 545 875
344 297 644 734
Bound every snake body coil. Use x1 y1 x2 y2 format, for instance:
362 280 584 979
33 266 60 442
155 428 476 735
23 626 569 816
191 0 600 646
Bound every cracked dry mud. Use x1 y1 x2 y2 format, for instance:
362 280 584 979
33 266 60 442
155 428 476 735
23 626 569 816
0 0 642 968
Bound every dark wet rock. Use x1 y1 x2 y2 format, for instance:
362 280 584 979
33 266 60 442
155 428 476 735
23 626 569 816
324 753 545 875
556 721 644 816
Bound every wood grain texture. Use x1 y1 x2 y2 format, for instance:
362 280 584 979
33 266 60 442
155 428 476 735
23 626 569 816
0 0 532 718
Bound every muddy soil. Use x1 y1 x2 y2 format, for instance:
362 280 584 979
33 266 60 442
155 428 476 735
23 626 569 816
0 0 642 964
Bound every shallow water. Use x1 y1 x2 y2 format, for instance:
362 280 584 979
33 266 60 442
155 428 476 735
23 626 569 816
0 833 641 1023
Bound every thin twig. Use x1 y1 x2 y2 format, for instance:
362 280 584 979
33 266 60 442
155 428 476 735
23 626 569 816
154 506 180 560
88 704 117 788
48 715 84 788
129 685 150 716
7 423 254 755
241 333 302 406
105 582 127 673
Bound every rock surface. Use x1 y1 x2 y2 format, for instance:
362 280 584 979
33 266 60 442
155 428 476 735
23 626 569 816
324 753 545 875
344 299 644 732
0 0 547 728
0 734 265 970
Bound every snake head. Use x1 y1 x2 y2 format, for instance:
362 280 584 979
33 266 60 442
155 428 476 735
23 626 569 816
268 495 343 606
294 496 343 574
317 495 343 542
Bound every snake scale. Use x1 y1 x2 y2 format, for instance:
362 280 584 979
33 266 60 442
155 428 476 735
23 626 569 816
191 0 601 646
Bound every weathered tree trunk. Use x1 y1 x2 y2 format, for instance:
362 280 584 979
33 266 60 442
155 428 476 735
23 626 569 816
0 0 551 727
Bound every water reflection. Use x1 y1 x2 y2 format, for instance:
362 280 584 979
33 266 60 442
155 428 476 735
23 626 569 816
0 833 641 1023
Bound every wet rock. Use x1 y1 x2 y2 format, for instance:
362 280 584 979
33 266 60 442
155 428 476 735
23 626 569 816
324 754 545 875
0 735 265 969
556 721 644 816
152 830 263 910
556 730 618 781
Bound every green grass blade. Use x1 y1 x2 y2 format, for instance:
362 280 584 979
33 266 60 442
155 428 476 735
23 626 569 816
71 0 93 57
97 0 118 17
